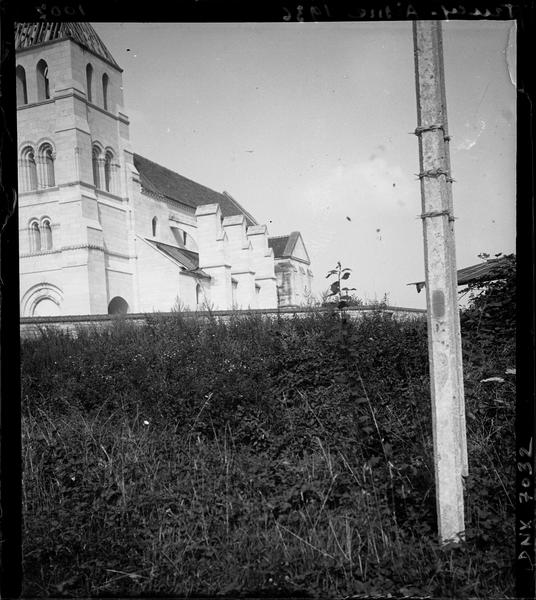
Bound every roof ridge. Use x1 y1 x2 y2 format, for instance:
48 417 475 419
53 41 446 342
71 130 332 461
133 154 257 226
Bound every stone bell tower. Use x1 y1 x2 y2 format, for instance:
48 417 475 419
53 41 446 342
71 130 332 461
16 22 135 316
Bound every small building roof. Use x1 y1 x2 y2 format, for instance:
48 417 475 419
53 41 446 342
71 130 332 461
146 239 210 278
268 231 311 265
15 22 121 70
409 257 513 293
267 235 290 259
134 154 257 226
268 231 300 259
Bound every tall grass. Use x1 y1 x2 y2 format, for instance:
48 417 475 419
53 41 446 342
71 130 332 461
21 312 515 597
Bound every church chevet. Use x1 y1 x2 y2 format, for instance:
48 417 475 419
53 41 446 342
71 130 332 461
15 22 313 317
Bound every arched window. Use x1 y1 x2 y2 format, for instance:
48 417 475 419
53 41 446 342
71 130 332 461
108 296 129 315
152 216 158 237
39 143 55 187
102 73 109 110
16 66 28 106
92 145 101 188
104 150 113 192
86 64 93 102
29 221 41 252
20 146 38 191
36 59 50 101
196 284 202 308
41 219 53 250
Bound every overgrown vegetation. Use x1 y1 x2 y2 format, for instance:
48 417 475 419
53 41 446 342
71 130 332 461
460 253 516 360
21 259 515 598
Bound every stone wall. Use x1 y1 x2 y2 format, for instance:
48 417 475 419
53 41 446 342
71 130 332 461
19 306 427 338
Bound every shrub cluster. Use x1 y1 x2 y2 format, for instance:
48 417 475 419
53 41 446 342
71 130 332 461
460 253 516 362
21 306 515 597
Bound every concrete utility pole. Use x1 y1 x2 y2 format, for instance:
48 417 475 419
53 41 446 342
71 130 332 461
412 20 467 543
436 29 468 480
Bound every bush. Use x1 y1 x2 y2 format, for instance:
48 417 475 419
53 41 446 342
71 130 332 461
21 308 514 598
460 253 515 361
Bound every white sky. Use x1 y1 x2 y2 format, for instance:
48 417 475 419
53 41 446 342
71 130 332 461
94 21 516 308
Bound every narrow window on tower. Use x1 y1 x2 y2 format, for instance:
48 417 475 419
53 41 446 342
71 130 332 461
39 143 55 187
92 146 101 188
41 219 53 250
20 146 38 191
152 216 158 237
16 65 28 106
86 64 93 102
104 151 114 192
29 221 41 253
102 73 109 110
36 59 50 101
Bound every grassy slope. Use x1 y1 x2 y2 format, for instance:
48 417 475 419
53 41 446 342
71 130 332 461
21 311 515 597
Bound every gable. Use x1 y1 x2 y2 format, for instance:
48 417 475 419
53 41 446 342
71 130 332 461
291 235 310 263
268 231 310 264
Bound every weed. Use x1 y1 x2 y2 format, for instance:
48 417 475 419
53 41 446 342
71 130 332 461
21 283 514 597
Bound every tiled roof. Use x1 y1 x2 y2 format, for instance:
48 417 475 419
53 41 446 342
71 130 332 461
15 22 120 70
268 231 300 258
456 259 511 285
134 154 257 226
409 257 512 292
267 235 289 258
146 239 210 278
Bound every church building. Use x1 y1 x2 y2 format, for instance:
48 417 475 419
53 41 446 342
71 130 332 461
16 22 313 316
